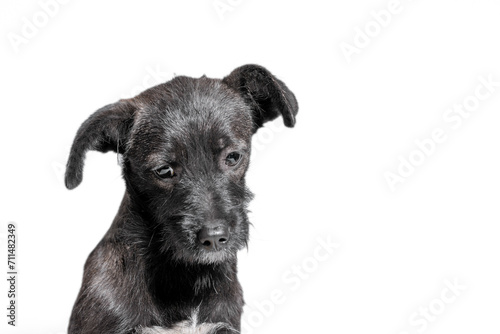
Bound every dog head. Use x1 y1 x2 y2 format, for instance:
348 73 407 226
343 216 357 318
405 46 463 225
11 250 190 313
65 64 298 264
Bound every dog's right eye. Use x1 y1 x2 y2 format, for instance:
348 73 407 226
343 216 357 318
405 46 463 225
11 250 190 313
154 166 175 179
225 152 242 167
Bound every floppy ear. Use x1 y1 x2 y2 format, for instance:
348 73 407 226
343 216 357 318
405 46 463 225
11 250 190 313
65 100 135 190
222 64 298 131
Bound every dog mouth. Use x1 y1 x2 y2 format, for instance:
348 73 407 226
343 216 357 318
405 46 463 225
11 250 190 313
175 231 244 265
171 244 236 265
198 248 234 264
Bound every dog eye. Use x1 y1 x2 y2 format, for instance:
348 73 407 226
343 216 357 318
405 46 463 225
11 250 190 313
225 152 242 167
154 166 175 179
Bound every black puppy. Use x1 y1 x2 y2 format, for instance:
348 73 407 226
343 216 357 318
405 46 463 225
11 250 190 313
65 64 298 334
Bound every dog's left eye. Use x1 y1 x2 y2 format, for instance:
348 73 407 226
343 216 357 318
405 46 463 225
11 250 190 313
154 166 175 179
225 152 242 167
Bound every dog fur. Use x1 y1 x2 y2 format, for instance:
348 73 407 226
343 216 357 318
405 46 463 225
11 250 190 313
65 64 298 334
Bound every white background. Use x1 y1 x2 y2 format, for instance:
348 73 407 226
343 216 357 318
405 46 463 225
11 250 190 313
1 0 500 333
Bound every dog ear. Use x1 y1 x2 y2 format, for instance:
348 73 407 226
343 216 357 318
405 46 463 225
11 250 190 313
222 64 298 131
65 100 135 190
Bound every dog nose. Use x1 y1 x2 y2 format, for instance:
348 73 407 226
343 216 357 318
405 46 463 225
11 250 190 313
198 226 229 250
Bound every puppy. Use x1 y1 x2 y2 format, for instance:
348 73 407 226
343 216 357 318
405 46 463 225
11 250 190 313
65 64 298 334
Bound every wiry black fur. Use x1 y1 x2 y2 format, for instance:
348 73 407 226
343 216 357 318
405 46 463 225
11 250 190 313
65 65 298 334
